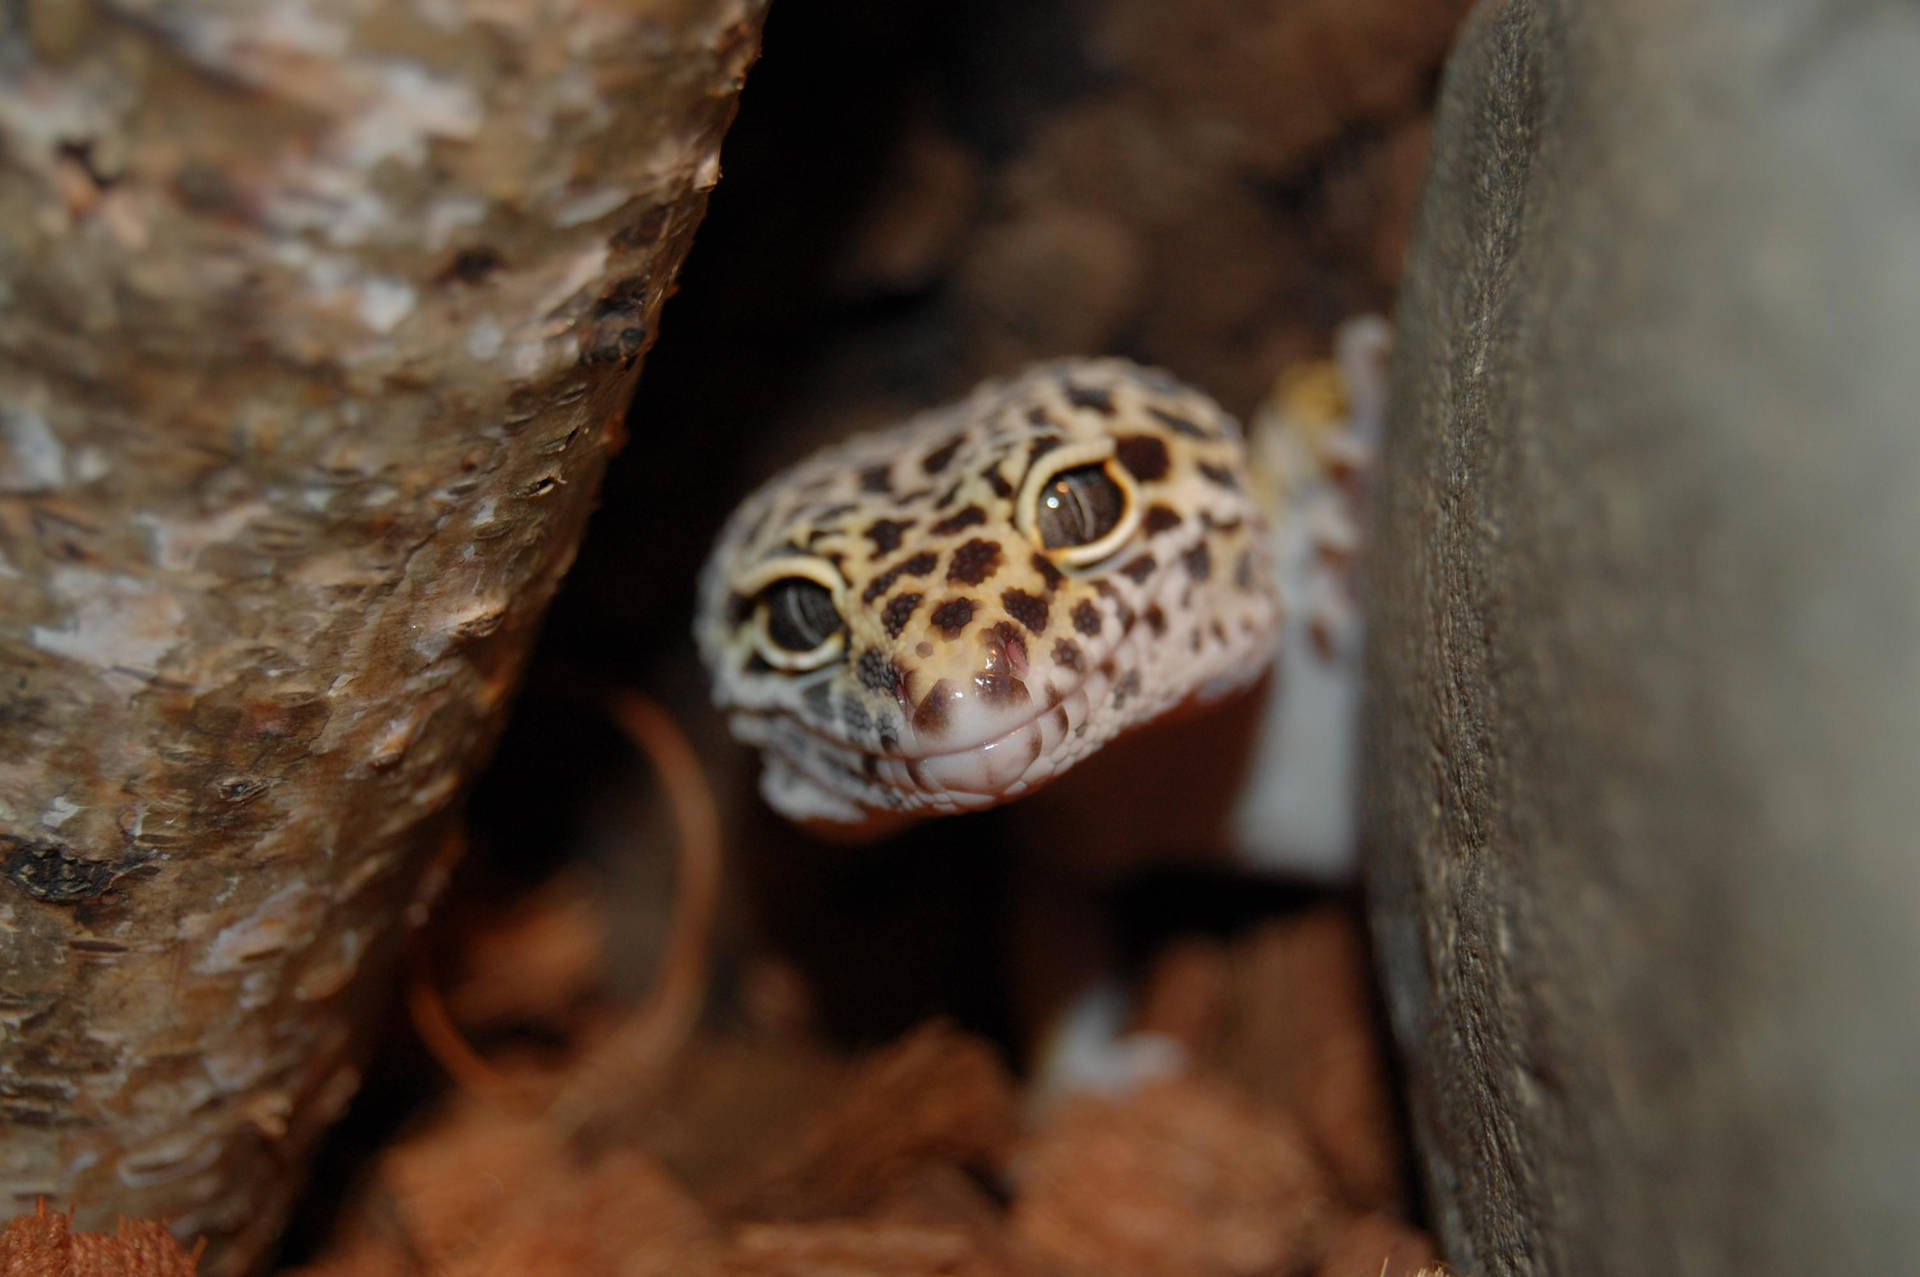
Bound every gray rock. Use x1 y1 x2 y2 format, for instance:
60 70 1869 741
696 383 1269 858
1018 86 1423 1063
1364 1 1920 1272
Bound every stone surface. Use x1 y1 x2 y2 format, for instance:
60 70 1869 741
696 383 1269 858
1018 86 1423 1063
1365 1 1920 1273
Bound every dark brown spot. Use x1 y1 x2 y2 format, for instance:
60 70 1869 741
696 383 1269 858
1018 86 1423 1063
864 518 914 556
1144 604 1166 636
1142 504 1183 535
913 679 954 736
982 465 1014 499
882 591 923 637
859 464 894 494
861 550 939 603
1002 588 1049 635
1183 542 1212 580
1066 383 1114 414
1052 638 1084 672
930 597 975 636
1197 462 1240 490
1211 620 1227 645
1026 405 1058 428
1120 553 1157 584
922 435 964 474
930 505 987 535
1114 435 1170 483
744 652 773 675
935 481 964 509
947 537 1002 586
916 640 934 657
1191 630 1204 652
1030 553 1066 592
1071 600 1102 636
1148 406 1210 438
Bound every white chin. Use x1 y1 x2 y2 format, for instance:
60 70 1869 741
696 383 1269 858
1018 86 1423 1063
759 758 915 841
759 757 866 825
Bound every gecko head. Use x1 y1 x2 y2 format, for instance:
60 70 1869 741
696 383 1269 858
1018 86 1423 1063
694 360 1281 832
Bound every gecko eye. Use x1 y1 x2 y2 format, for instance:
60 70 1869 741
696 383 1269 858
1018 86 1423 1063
764 578 841 651
1036 465 1126 550
743 561 848 671
1019 442 1142 566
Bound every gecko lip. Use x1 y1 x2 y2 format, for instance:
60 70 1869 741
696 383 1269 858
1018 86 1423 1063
897 681 1092 797
773 670 1091 768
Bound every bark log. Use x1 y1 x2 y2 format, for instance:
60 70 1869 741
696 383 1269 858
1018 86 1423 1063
0 2 765 1270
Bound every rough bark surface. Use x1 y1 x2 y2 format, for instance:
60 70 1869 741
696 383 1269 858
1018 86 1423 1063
0 2 765 1270
1366 1 1920 1273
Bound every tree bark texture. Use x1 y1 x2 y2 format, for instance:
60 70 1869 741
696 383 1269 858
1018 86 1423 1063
0 2 765 1270
1366 1 1920 1272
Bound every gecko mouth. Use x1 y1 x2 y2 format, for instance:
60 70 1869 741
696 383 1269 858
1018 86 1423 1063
882 676 1103 799
733 669 1105 812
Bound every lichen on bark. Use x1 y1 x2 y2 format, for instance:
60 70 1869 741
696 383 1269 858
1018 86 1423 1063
0 1 767 1270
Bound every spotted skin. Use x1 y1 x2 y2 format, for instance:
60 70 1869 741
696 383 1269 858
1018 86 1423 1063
695 360 1282 828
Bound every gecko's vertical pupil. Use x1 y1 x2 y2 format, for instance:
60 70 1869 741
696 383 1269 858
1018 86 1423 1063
762 577 842 652
1036 464 1126 549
